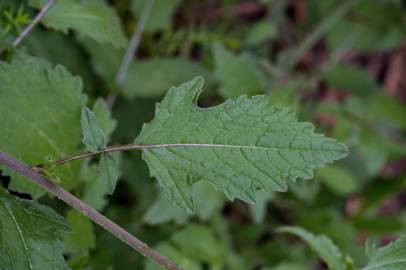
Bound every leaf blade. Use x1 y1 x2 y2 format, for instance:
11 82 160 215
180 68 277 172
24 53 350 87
0 187 70 270
99 153 119 194
29 0 127 48
364 237 406 270
0 57 85 197
81 107 106 152
135 77 348 212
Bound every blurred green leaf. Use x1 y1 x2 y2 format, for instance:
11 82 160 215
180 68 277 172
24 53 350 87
132 0 180 32
278 226 347 270
213 42 266 98
324 64 379 95
64 209 95 254
317 164 359 195
29 0 127 48
245 19 277 46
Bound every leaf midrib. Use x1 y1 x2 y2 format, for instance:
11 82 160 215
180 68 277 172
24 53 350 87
140 143 341 153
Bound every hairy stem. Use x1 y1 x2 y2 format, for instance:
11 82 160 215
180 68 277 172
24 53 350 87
115 0 155 84
0 152 183 270
12 0 56 48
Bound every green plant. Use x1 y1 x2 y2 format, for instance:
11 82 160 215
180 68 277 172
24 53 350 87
1 0 406 269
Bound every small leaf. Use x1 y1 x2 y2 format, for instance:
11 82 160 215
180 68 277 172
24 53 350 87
81 107 106 152
364 236 406 270
135 77 348 212
80 163 108 211
92 98 117 141
0 187 70 269
278 226 346 270
99 153 119 194
29 0 127 48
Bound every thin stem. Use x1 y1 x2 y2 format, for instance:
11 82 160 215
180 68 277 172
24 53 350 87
12 0 56 48
46 143 243 167
115 0 155 85
0 152 183 270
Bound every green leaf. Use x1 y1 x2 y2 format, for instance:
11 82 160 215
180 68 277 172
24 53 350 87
131 0 180 32
143 181 224 225
64 209 95 254
278 226 346 270
0 57 85 198
81 107 106 152
144 243 201 270
245 19 277 46
99 153 119 194
121 58 213 98
0 187 70 269
135 77 348 212
213 43 266 99
29 0 126 48
249 190 273 224
316 164 359 195
171 224 227 265
324 64 379 96
364 236 406 270
143 191 189 225
266 262 308 270
92 98 117 141
144 224 227 270
80 163 108 211
79 37 213 98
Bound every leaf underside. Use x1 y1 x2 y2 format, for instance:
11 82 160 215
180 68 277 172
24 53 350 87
135 76 349 212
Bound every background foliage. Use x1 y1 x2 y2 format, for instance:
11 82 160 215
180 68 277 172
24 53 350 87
1 0 406 269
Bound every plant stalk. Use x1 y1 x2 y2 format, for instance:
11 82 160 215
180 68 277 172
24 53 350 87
0 151 183 270
12 0 56 48
115 0 155 84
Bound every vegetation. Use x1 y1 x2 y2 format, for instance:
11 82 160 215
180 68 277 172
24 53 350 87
0 0 405 269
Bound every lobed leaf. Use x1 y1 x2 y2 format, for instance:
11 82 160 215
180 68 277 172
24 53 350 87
135 76 349 212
